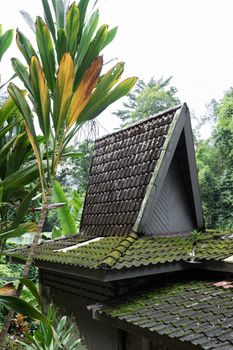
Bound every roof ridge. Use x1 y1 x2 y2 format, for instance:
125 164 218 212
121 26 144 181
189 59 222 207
96 233 138 269
95 104 183 142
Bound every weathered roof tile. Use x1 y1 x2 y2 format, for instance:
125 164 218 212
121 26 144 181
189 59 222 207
97 279 233 349
80 106 181 237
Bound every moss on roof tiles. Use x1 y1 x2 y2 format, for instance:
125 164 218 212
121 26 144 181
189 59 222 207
99 279 233 349
81 106 180 237
97 233 137 268
10 229 233 271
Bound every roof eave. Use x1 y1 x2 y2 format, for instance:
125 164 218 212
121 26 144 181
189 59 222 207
190 260 233 274
32 260 190 282
90 308 202 350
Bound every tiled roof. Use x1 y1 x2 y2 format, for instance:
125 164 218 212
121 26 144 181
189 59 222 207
101 235 192 269
195 231 233 261
80 105 181 237
97 279 233 349
13 234 191 270
12 230 233 271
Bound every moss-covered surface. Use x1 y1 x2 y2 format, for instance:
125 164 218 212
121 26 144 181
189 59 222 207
100 278 233 349
10 229 233 271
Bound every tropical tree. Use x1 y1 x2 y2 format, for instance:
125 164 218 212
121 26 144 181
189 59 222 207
0 0 137 341
195 89 233 229
114 76 180 126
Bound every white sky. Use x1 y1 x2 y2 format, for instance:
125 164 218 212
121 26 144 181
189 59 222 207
1 0 233 136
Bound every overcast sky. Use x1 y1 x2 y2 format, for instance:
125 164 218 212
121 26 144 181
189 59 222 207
1 0 233 136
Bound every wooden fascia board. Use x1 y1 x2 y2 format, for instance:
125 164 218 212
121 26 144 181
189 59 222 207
191 260 233 273
133 103 188 233
103 262 189 282
91 309 202 350
33 260 189 282
183 112 204 229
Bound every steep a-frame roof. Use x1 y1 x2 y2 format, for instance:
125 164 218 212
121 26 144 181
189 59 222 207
80 103 204 237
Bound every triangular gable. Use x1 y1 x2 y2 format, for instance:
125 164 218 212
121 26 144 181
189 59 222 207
80 104 203 237
134 103 204 235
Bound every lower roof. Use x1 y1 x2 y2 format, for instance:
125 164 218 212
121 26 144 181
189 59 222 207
8 230 233 281
93 278 233 349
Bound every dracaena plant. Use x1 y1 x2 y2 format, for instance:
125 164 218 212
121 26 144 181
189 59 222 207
0 0 137 341
9 0 136 202
7 0 136 236
0 24 54 344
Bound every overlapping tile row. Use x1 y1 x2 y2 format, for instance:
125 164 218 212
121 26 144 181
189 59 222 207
196 234 233 261
113 236 193 269
13 232 233 271
81 107 180 237
18 236 123 268
100 280 233 349
15 234 192 270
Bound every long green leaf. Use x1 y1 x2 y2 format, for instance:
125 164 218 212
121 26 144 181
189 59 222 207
56 29 67 64
53 53 74 133
75 9 99 67
30 56 50 140
0 97 19 127
16 30 38 66
20 10 36 33
77 0 89 44
0 135 18 167
102 26 118 50
78 77 137 124
0 222 35 241
74 24 108 89
0 296 49 323
41 0 56 41
76 62 124 123
54 0 65 29
0 73 17 91
20 278 41 306
36 17 56 91
0 162 40 192
8 83 44 185
0 119 19 139
52 181 77 235
0 29 13 62
71 191 83 218
11 58 33 95
11 185 38 229
67 56 103 129
66 3 79 58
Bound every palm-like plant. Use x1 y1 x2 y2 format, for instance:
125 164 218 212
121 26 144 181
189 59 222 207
0 24 53 342
9 0 136 199
0 0 137 341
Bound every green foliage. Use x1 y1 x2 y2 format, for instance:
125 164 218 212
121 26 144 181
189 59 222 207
0 0 136 338
0 296 48 324
10 0 137 193
59 140 94 194
114 76 180 126
196 88 233 229
52 181 77 235
0 26 13 64
19 305 81 350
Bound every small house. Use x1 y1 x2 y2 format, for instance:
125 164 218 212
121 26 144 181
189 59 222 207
14 104 233 349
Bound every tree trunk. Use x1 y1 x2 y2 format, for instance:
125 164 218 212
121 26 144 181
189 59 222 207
0 201 48 345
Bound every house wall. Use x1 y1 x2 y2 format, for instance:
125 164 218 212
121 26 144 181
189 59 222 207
40 270 119 350
141 132 196 235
